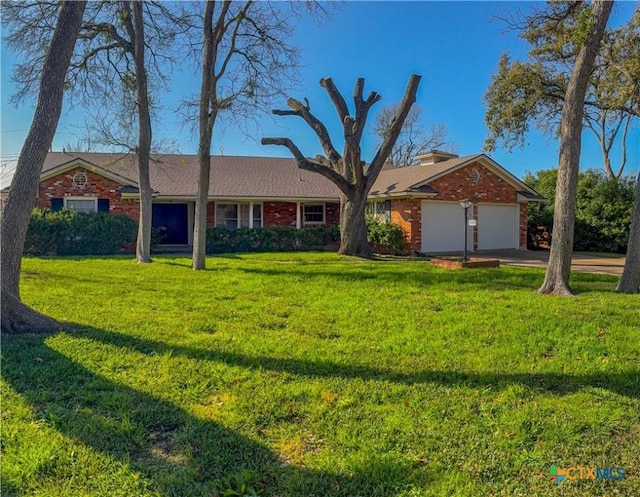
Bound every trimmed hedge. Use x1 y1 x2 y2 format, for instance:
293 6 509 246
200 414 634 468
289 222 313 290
25 208 137 255
206 225 340 254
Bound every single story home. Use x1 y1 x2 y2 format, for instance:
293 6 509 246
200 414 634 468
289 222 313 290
21 150 542 253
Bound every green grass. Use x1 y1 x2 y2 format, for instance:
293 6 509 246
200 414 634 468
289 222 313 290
2 252 639 496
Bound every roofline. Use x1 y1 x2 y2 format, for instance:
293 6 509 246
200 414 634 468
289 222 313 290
40 157 139 187
411 154 542 197
517 192 546 203
367 192 438 199
120 194 342 203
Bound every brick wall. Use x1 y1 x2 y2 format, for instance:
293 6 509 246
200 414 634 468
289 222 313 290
206 202 216 227
428 161 519 203
519 203 527 249
263 202 297 227
36 167 137 219
325 202 340 226
390 198 422 252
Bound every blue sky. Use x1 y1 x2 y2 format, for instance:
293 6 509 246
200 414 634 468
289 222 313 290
1 1 638 185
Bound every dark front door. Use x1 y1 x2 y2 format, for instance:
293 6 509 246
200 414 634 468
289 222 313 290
152 204 189 244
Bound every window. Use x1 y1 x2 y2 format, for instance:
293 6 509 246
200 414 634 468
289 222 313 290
64 197 97 213
72 172 88 187
216 202 262 229
252 203 262 228
303 204 324 225
366 200 391 222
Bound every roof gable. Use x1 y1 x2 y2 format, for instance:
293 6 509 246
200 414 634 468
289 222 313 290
41 156 139 187
414 154 540 196
370 154 541 198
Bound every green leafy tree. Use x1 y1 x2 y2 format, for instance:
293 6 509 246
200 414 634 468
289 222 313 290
535 0 613 296
484 2 638 179
526 168 635 254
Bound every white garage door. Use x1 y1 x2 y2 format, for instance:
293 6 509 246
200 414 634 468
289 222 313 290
421 201 473 253
477 204 519 250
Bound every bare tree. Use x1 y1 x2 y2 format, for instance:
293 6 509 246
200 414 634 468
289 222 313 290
192 1 304 270
123 0 153 263
263 75 421 257
538 0 613 296
373 104 455 168
1 0 87 333
3 0 184 263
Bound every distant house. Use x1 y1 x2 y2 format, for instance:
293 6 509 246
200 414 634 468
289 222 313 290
15 150 542 253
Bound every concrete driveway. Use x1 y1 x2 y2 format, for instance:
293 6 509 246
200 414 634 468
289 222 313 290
469 249 626 276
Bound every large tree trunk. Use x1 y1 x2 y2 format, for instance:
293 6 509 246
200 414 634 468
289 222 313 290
0 1 86 334
538 0 613 296
192 0 219 271
617 173 640 293
263 75 421 258
0 0 86 299
1 286 66 334
125 0 153 264
338 192 372 257
192 155 211 270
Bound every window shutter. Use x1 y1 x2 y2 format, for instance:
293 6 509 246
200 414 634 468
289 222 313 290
51 198 63 211
97 199 110 213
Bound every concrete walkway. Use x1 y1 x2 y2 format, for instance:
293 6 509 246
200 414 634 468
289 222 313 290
469 249 625 276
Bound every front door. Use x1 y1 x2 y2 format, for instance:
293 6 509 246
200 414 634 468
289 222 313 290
152 203 188 244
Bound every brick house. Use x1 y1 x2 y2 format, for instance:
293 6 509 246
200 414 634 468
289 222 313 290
25 150 542 252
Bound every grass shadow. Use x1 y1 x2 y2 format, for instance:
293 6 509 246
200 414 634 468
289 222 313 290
237 264 547 290
73 326 640 400
1 333 419 496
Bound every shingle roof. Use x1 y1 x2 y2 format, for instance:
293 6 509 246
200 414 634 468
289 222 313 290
370 155 481 196
42 152 343 199
41 151 540 201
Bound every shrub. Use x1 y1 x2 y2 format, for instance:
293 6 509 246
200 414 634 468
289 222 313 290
205 225 339 254
25 208 137 255
24 208 75 255
150 226 167 252
366 220 407 254
525 168 635 253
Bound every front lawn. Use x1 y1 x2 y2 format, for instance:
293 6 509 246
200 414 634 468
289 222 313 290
2 253 638 496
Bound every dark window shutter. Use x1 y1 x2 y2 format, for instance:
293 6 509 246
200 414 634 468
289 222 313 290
51 198 63 211
98 199 110 213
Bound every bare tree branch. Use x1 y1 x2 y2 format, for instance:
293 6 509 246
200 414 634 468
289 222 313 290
272 97 342 164
261 137 352 194
368 74 421 188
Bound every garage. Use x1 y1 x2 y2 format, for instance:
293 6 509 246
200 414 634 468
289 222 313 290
477 204 519 250
421 201 473 253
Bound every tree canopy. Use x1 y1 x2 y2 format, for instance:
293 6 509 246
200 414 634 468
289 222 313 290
484 2 639 179
526 168 636 253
